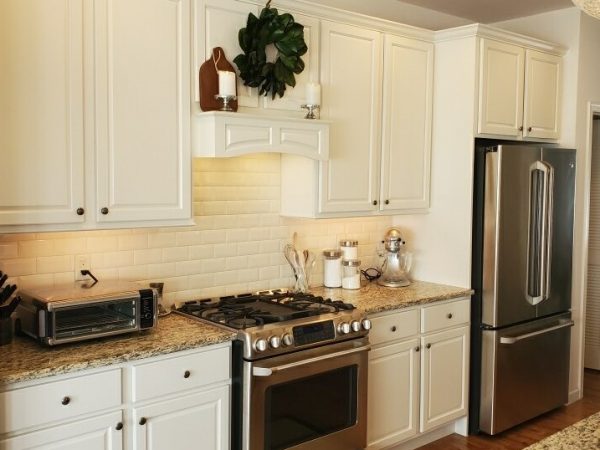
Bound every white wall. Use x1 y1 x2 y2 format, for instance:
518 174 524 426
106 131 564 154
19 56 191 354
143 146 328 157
393 36 478 288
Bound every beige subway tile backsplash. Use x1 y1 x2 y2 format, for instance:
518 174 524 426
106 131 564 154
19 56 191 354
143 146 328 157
0 154 392 305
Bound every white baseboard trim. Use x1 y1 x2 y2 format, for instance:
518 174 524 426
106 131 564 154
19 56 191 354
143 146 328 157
568 388 582 405
387 423 456 450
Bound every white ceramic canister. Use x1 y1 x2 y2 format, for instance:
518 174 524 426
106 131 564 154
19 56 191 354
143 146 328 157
323 249 342 288
340 240 358 261
342 259 361 290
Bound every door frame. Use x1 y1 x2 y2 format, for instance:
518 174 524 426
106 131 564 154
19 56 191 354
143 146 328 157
575 102 600 402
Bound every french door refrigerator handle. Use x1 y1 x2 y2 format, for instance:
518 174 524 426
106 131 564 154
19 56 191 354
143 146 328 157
499 319 574 344
526 161 554 305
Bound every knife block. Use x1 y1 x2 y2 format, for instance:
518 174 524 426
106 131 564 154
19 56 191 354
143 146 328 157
0 317 13 345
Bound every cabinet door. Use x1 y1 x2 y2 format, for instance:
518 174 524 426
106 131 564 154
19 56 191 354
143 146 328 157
319 21 382 214
367 339 420 449
420 326 469 432
380 35 433 211
133 386 229 450
0 412 123 450
478 38 524 137
0 0 85 226
523 50 561 140
94 0 191 223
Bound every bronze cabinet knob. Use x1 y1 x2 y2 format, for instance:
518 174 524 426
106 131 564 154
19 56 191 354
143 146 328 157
76 207 85 216
447 313 453 319
372 200 378 206
184 370 191 379
139 417 147 426
426 343 432 349
116 422 123 431
100 207 109 215
385 199 390 205
61 396 71 405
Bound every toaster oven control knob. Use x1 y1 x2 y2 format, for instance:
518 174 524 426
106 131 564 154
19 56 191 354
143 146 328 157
254 338 268 352
361 319 372 331
269 336 281 349
351 320 361 332
337 322 351 335
282 333 293 346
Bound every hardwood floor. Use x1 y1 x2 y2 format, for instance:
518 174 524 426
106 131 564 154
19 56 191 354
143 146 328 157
417 369 600 450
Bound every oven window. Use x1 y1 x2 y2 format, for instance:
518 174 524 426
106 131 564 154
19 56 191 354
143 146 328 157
54 299 137 339
264 365 358 450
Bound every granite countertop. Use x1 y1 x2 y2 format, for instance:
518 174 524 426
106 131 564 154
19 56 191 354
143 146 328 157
312 280 473 315
0 280 471 386
0 314 236 385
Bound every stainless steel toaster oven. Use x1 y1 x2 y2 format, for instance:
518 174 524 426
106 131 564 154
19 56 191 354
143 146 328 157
16 281 157 345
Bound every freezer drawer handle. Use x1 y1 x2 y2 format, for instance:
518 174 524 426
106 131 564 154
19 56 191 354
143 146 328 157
499 319 574 345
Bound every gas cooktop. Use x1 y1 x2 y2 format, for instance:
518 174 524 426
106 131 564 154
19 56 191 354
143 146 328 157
175 289 370 360
176 289 355 330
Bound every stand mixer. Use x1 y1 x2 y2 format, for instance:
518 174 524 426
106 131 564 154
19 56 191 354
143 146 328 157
377 228 412 288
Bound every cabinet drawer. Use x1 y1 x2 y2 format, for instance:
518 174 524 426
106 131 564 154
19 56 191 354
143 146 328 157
369 309 419 346
0 369 121 434
421 298 470 333
132 346 230 402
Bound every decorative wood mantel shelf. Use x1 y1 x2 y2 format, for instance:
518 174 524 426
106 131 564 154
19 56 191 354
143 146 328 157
192 111 330 160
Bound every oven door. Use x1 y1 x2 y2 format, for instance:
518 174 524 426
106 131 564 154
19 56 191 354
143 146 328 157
246 337 369 450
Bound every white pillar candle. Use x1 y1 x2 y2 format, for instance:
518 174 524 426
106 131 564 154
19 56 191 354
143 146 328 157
306 82 321 105
218 70 236 97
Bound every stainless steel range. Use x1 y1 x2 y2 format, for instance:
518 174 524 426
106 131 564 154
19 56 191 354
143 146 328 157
176 290 371 450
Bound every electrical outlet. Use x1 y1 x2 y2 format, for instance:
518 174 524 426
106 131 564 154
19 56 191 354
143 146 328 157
75 255 90 281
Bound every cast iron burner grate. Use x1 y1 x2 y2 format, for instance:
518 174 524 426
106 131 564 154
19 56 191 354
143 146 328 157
176 290 355 329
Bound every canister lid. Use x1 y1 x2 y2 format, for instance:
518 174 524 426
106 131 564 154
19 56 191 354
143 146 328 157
323 249 342 259
342 259 361 267
339 240 359 247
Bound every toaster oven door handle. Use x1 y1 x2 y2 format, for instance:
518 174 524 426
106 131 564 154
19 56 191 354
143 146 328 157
251 344 371 377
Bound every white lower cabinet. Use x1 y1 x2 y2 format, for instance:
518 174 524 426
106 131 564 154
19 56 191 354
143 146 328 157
367 298 470 449
0 344 230 450
133 385 229 450
368 338 420 448
0 412 123 450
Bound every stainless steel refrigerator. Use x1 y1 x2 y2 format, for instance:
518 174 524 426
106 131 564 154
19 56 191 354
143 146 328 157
469 142 576 435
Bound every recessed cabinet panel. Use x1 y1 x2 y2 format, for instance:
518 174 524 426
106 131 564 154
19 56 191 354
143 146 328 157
319 21 382 213
133 386 230 450
95 0 191 223
0 412 123 450
380 35 433 211
420 326 469 432
0 0 85 226
226 125 272 149
478 39 524 137
196 0 258 108
367 339 420 449
523 50 561 140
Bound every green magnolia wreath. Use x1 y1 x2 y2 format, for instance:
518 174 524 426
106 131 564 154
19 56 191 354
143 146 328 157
233 0 307 99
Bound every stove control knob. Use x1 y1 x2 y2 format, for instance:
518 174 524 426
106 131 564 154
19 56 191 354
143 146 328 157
351 320 361 332
361 319 372 331
269 336 281 349
282 333 293 346
337 322 351 335
254 338 268 353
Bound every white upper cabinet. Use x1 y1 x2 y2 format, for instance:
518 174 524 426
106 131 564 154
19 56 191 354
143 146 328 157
523 49 561 140
477 37 561 140
318 21 383 214
0 0 85 226
0 0 192 231
94 0 191 223
280 28 433 218
380 35 433 211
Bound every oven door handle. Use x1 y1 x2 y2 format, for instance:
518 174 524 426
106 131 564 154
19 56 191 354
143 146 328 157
252 345 371 377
